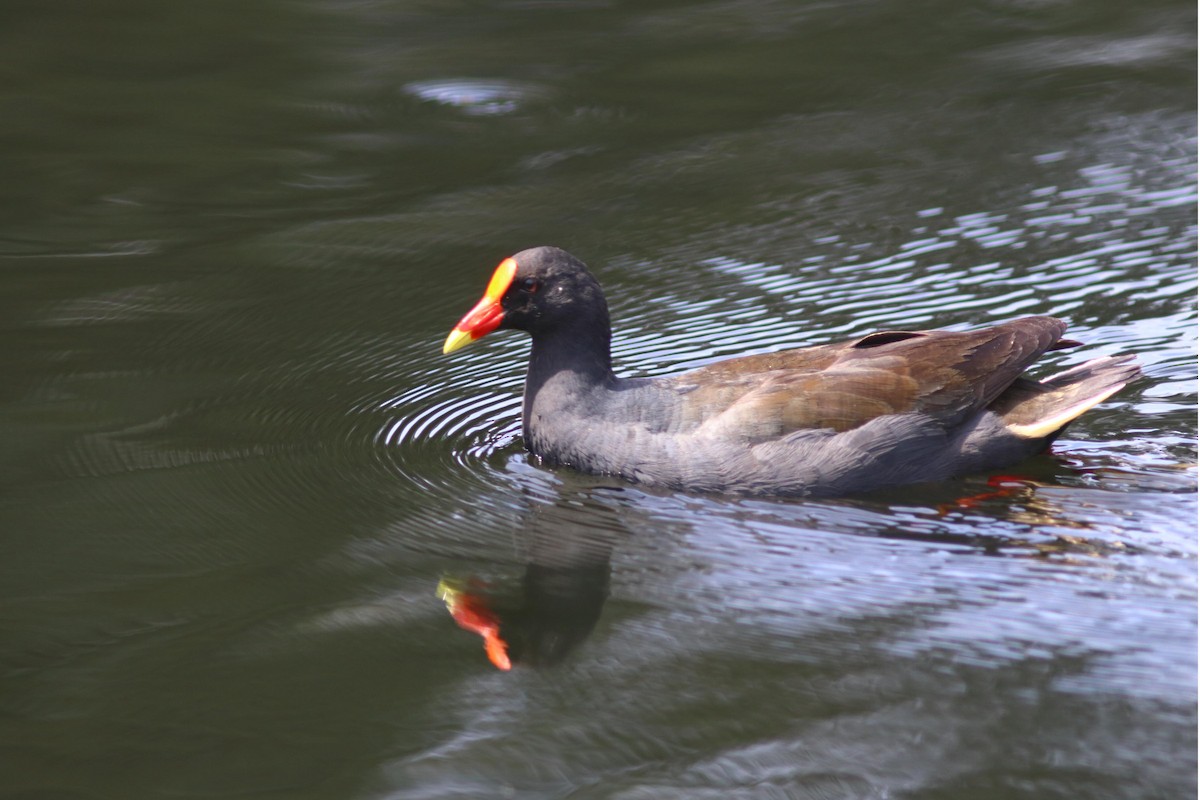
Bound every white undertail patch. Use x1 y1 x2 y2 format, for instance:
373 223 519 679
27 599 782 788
1006 383 1128 439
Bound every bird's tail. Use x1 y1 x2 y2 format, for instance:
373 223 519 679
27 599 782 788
992 355 1141 442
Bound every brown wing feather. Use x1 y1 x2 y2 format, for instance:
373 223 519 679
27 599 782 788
666 316 1068 440
877 316 1068 417
692 366 919 439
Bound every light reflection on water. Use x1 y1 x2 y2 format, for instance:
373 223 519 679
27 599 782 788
403 78 548 116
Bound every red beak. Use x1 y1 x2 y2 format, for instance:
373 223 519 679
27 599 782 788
443 257 517 354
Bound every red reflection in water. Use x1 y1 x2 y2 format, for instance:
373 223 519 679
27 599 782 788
437 578 512 671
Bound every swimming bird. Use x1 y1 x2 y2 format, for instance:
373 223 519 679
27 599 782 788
442 246 1138 496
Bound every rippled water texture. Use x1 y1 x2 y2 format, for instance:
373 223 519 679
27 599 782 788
1 1 1195 798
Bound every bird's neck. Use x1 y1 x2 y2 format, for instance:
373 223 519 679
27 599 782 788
523 318 615 444
527 318 614 392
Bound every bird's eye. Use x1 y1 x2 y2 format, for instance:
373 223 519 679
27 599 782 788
519 278 541 294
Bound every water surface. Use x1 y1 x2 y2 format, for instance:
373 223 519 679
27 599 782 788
1 1 1195 798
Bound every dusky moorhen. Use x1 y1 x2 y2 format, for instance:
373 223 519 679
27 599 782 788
442 246 1139 496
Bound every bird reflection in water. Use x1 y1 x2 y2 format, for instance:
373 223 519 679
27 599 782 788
437 577 514 670
437 461 1145 669
438 490 619 670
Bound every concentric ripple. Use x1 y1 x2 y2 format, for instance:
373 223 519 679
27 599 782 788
372 384 523 494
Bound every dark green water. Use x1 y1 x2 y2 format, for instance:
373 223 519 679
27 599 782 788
1 2 1195 798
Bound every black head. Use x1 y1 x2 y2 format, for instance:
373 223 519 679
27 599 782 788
443 246 610 353
499 246 608 335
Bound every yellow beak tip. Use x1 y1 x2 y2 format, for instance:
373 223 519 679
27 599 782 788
442 328 473 355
